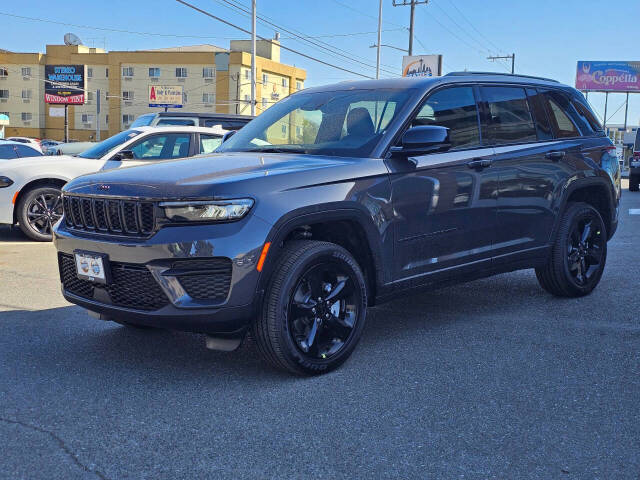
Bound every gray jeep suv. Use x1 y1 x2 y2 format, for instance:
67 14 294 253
54 73 620 375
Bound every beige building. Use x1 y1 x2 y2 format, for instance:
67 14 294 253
0 39 306 141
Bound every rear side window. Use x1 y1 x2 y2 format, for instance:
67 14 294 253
570 95 602 135
413 86 480 149
0 144 18 159
542 91 580 138
15 145 42 157
481 86 537 145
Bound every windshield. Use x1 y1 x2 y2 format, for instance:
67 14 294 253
217 88 413 158
130 113 156 128
77 130 143 159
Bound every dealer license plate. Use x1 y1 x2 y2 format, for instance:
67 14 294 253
75 251 108 284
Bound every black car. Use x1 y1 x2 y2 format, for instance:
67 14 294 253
54 72 621 375
630 129 640 191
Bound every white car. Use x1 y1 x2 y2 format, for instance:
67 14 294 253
0 125 226 241
6 137 43 153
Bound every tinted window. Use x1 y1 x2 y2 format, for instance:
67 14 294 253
526 88 553 141
0 145 18 159
129 134 191 160
481 86 537 144
570 95 602 135
542 91 580 138
156 118 196 126
200 134 222 154
78 129 143 159
413 86 480 149
15 145 42 157
204 119 250 130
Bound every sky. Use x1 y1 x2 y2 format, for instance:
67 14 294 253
2 0 640 126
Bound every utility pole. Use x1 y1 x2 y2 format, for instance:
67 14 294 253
392 0 428 56
64 104 69 143
251 0 256 116
96 89 101 142
376 0 382 79
487 53 516 74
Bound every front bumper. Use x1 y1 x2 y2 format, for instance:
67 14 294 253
54 214 273 336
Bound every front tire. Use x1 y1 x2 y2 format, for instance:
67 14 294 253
536 202 607 297
16 185 63 241
253 240 367 375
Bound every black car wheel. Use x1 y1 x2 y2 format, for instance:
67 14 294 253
253 240 367 375
629 175 639 192
17 185 63 241
536 202 607 297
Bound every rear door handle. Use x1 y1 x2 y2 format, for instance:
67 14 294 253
545 151 566 161
467 158 493 169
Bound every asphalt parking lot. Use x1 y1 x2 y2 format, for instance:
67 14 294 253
1 180 638 480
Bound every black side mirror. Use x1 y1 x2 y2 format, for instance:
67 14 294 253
221 130 236 143
114 150 135 161
390 125 451 156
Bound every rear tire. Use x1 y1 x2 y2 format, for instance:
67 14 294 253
536 202 607 297
629 175 639 192
16 185 63 241
252 240 367 375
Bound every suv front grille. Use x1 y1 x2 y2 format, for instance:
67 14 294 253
63 195 156 238
59 254 169 311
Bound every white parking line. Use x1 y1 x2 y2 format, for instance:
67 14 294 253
630 209 640 215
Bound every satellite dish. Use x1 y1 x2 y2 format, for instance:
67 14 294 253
64 33 82 46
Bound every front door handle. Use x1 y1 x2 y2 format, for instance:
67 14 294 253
467 158 493 169
545 151 566 161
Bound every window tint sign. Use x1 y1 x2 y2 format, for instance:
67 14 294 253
44 65 85 104
149 85 183 108
576 61 640 92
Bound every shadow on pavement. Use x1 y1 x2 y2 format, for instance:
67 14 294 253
0 226 30 243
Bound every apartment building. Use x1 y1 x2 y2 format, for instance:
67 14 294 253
0 38 306 141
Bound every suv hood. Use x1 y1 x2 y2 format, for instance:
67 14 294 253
63 152 383 199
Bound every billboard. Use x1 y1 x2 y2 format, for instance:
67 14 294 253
576 61 640 92
45 65 85 104
402 55 443 78
149 85 183 108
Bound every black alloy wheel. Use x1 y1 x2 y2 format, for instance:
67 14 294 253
17 186 63 241
536 202 607 297
288 262 359 360
253 240 367 375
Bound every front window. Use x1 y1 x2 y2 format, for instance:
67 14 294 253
129 134 191 160
218 88 413 158
78 129 142 159
200 134 223 154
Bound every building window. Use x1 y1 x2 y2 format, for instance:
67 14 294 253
296 125 302 137
87 67 93 78
262 97 267 108
122 91 134 101
81 114 94 123
122 66 134 77
0 67 7 77
106 68 109 78
244 69 249 80
262 73 268 86
281 124 287 135
122 114 135 125
149 67 160 78
175 67 188 78
21 89 32 99
296 81 302 91
86 91 94 101
202 93 215 104
21 112 32 122
0 90 9 99
22 67 31 77
202 67 215 78
282 78 288 88
105 114 109 124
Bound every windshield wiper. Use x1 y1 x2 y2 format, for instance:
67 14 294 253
245 146 308 154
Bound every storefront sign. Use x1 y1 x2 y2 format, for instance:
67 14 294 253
149 85 183 108
402 55 443 78
45 65 85 104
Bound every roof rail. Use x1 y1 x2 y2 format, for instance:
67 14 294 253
445 71 559 83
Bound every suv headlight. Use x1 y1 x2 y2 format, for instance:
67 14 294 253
0 176 14 188
159 199 254 222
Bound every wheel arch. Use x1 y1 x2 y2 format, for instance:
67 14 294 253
255 206 387 307
12 177 68 225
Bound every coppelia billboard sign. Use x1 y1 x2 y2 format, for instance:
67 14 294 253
575 61 640 92
44 65 85 104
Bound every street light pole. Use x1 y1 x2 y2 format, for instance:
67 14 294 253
376 0 382 79
251 0 256 116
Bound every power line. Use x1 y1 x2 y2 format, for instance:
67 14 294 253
212 0 398 75
444 0 504 53
175 0 374 79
